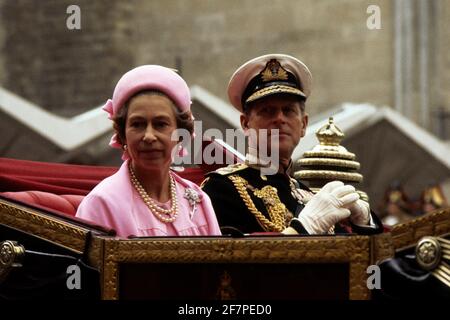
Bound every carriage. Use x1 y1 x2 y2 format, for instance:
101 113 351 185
1 155 449 300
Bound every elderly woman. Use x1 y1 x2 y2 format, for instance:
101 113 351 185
76 65 221 238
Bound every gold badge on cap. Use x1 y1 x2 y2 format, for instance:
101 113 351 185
261 59 289 82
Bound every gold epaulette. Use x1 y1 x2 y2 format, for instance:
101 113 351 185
228 174 288 232
210 163 248 176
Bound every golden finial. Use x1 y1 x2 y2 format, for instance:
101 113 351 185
294 116 368 201
316 117 345 146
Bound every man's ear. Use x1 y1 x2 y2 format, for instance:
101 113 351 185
240 114 249 131
300 112 309 137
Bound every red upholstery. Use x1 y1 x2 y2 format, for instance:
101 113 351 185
0 158 117 195
0 157 218 219
0 141 240 221
0 157 209 195
1 191 84 216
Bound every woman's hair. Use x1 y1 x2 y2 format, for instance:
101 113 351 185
113 90 194 146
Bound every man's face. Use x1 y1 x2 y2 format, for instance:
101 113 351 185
240 94 308 160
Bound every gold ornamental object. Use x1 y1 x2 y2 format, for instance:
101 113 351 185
415 236 450 288
294 117 368 201
0 240 25 284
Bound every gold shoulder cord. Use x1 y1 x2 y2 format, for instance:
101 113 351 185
228 174 290 232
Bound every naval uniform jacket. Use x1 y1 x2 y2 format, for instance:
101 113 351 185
201 163 383 235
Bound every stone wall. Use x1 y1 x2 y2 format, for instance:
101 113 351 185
0 0 134 116
130 0 394 116
0 0 395 117
435 0 450 138
0 0 448 142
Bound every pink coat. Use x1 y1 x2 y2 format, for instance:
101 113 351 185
76 160 221 238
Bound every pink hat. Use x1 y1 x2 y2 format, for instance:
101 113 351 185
102 65 192 159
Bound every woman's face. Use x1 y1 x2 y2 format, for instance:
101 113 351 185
124 94 178 172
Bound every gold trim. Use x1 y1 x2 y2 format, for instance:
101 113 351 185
303 150 355 160
390 208 450 251
260 59 289 82
371 233 395 264
416 236 442 270
372 208 450 265
86 236 106 298
228 175 287 232
298 158 360 170
0 198 91 254
0 240 25 283
102 238 119 300
101 236 371 300
415 236 450 288
294 170 363 182
0 240 24 267
433 262 450 287
86 236 104 270
246 85 305 104
357 191 369 202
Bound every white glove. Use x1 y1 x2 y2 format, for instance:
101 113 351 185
348 199 371 226
297 181 360 234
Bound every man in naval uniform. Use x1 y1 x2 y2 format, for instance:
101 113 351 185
202 54 383 235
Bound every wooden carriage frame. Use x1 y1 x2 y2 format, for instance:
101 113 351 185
1 197 450 300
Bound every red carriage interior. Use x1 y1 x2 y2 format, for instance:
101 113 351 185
0 139 242 230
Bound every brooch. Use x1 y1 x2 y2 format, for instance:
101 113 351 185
184 188 201 219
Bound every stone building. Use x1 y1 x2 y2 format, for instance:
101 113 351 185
1 0 449 133
0 0 449 208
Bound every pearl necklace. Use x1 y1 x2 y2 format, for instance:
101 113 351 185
129 164 178 223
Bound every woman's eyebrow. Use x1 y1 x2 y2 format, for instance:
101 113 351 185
128 115 145 121
151 115 172 122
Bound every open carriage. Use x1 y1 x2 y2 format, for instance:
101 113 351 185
1 155 449 300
